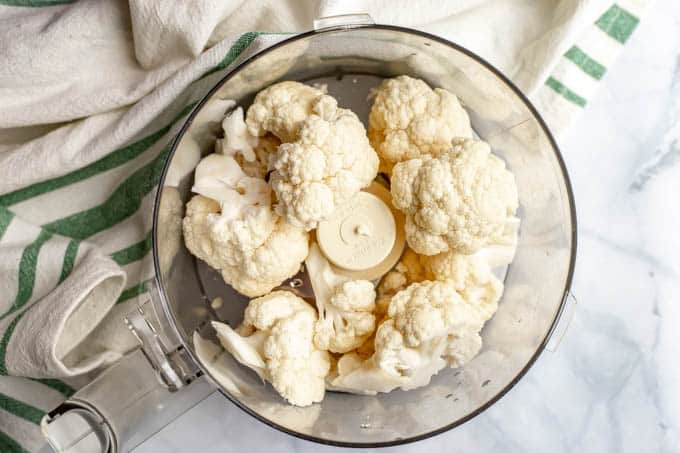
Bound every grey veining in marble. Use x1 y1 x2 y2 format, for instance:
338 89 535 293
132 2 680 452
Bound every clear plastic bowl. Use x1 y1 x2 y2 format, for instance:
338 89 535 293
153 23 577 447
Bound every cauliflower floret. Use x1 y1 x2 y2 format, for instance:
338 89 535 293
237 135 279 179
391 138 518 255
183 195 230 270
219 219 309 297
385 280 483 349
213 291 330 407
330 281 486 394
326 351 410 395
382 279 490 373
245 81 326 142
183 153 308 297
193 331 250 396
190 153 271 218
306 243 376 353
378 246 508 325
216 106 258 162
368 75 473 170
377 249 426 299
375 248 427 319
445 330 483 368
270 95 379 230
215 107 280 179
421 252 503 321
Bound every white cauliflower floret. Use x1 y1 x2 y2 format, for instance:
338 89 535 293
190 153 271 218
217 106 258 162
385 280 483 350
183 195 231 270
306 243 376 354
215 106 280 179
219 219 309 297
444 330 483 368
193 331 249 396
183 153 308 297
327 351 414 395
391 138 518 255
270 95 379 230
368 75 473 170
245 81 326 142
237 135 279 179
330 281 486 394
383 288 484 370
421 252 503 321
379 245 509 323
377 249 426 299
213 291 330 407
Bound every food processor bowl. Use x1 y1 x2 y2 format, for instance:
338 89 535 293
152 19 577 447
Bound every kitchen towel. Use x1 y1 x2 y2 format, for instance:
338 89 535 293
0 0 649 450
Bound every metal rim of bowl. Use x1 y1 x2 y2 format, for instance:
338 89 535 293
152 24 578 448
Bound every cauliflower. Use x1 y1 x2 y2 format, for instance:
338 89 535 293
305 243 376 354
237 134 279 179
245 81 379 230
368 75 473 170
215 106 280 179
219 219 309 297
245 81 326 142
384 281 483 351
270 95 379 230
190 153 271 216
391 138 518 255
183 153 308 297
330 281 486 394
444 329 483 368
377 249 426 300
383 281 486 370
326 352 410 395
378 245 508 324
421 251 502 321
193 331 247 396
217 106 258 162
212 291 330 406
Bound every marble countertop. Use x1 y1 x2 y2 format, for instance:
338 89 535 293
132 3 680 452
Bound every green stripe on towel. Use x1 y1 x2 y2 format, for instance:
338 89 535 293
110 230 152 266
0 394 44 425
44 145 170 240
116 279 152 305
0 104 195 208
0 312 26 375
0 209 14 241
201 32 263 79
545 77 587 107
0 31 268 208
58 239 79 283
596 4 640 44
0 231 53 321
29 379 76 398
564 46 607 80
0 430 27 453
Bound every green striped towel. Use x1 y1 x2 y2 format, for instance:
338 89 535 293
0 1 648 451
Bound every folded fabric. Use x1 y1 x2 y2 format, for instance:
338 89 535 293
0 0 649 450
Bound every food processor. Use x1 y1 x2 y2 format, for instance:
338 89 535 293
40 14 577 452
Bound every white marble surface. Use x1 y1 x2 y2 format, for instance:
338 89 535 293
133 3 680 452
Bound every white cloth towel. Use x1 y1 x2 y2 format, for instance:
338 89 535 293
0 0 648 450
